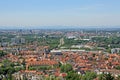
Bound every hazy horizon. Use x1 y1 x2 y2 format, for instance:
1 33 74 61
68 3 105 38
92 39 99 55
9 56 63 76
0 26 120 29
0 0 120 28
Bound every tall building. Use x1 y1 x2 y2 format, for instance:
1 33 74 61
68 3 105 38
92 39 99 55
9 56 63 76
11 38 25 45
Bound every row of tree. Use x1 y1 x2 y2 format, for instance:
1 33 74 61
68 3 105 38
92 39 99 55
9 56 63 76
92 37 120 48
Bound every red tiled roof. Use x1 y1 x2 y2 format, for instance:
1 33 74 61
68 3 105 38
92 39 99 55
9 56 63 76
27 60 58 66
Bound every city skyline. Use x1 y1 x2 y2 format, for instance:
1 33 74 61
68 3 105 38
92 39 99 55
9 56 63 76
0 0 120 28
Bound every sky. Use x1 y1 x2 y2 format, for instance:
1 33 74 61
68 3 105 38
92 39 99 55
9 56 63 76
0 0 120 28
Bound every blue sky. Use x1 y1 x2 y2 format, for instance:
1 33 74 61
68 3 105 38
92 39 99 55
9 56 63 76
0 0 120 28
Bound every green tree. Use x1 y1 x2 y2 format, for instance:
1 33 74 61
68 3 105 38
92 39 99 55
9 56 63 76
99 73 105 80
99 73 114 80
104 73 114 80
0 50 7 57
65 71 80 80
60 64 73 73
115 66 120 70
82 72 97 80
0 59 19 80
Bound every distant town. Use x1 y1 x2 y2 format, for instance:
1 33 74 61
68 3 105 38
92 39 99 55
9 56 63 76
0 28 120 80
